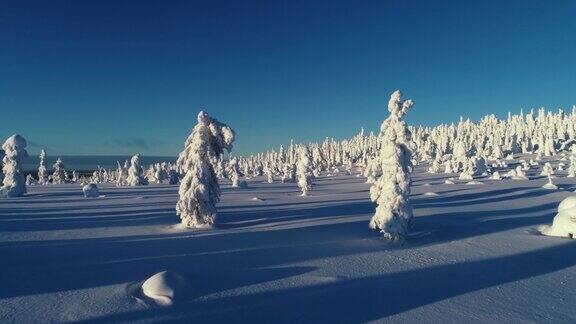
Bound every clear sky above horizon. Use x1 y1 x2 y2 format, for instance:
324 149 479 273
1 1 576 156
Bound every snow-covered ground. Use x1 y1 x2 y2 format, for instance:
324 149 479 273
2 158 576 323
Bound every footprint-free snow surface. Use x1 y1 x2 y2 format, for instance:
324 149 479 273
2 163 576 323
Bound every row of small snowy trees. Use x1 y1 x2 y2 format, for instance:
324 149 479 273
5 90 576 242
0 142 180 194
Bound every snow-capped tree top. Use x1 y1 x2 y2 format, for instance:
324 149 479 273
388 90 414 119
130 154 141 165
381 91 414 145
177 111 235 173
2 134 28 160
198 110 235 157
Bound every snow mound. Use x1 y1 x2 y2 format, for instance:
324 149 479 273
541 196 576 238
82 183 99 198
542 182 558 190
423 192 438 196
444 179 455 184
466 180 483 185
251 197 265 201
142 271 191 306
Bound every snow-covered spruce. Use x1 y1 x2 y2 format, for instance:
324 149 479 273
116 161 128 186
51 157 66 184
0 134 29 198
296 146 313 196
369 90 414 242
38 149 48 185
176 111 235 228
72 170 79 183
227 157 242 187
568 148 576 178
127 154 148 186
26 174 36 185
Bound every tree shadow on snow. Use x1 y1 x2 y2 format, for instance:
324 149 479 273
80 241 576 323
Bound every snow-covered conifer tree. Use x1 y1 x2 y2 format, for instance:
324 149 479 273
26 174 36 186
0 134 29 198
51 158 66 184
72 170 79 183
227 157 241 187
264 162 274 183
176 111 235 227
127 154 148 186
116 161 127 186
369 90 414 242
296 146 313 196
569 149 576 178
38 149 48 185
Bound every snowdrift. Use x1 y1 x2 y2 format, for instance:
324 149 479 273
542 196 576 238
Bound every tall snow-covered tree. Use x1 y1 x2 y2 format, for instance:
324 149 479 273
369 90 414 242
0 134 28 198
127 154 148 186
38 149 48 185
176 111 235 228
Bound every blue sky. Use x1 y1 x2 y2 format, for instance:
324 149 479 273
1 1 575 156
